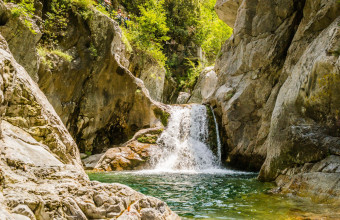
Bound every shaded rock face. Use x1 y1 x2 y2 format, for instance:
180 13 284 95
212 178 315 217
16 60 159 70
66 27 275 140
213 0 340 200
82 153 104 170
0 33 179 220
129 51 166 102
275 155 340 204
0 1 167 154
211 0 307 171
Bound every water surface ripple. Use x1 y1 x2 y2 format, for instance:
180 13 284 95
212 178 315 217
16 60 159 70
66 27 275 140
88 171 338 219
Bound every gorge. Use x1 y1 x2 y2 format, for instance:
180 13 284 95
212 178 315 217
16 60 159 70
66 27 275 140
0 0 339 219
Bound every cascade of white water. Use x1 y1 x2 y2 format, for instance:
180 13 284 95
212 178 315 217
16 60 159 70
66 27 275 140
153 104 220 171
210 106 222 165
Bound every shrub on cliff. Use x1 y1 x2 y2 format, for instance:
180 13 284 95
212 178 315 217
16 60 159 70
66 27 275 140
123 0 170 66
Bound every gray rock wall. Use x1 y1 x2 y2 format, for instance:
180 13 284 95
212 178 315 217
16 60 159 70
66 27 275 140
213 0 340 200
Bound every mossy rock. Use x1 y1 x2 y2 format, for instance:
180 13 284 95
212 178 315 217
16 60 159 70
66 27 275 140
136 128 164 144
153 108 170 127
137 135 158 144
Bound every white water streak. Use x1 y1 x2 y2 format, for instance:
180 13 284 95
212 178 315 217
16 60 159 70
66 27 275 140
210 106 222 165
153 104 221 172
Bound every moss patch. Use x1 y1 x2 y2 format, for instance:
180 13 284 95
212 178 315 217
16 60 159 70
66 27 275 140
137 135 157 144
153 108 170 127
137 128 163 144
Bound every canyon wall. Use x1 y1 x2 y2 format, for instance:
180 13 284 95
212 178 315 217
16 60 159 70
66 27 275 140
212 0 340 201
0 32 178 219
0 1 168 154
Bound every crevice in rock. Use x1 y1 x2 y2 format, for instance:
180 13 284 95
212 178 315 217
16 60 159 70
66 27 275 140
0 12 9 26
66 74 93 153
280 0 306 61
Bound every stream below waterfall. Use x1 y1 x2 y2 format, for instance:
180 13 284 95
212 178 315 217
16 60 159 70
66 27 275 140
88 104 339 219
88 171 338 219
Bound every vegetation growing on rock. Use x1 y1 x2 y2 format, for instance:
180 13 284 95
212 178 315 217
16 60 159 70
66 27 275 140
117 0 232 98
153 108 170 126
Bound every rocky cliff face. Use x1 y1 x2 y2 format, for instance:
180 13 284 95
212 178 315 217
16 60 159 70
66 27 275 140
0 1 169 154
128 51 166 102
0 30 178 220
212 0 340 201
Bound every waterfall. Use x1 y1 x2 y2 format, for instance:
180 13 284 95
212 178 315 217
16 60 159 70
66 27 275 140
153 104 221 172
210 106 222 165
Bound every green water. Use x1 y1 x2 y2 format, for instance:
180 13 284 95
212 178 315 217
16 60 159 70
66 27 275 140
88 170 337 219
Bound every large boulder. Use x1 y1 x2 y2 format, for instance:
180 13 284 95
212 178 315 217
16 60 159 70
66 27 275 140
214 0 241 28
211 0 340 201
0 33 179 220
176 92 191 104
188 66 218 103
129 51 166 102
0 1 168 154
94 127 164 171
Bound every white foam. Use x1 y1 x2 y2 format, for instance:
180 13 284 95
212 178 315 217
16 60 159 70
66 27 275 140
109 169 254 175
152 104 222 171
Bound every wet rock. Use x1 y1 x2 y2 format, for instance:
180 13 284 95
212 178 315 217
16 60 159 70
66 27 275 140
95 127 163 171
176 92 191 104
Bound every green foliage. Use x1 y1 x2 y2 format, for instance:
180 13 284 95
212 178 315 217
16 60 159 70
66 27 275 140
118 0 231 85
224 89 235 101
51 49 73 61
42 0 70 46
123 0 170 66
196 0 232 63
118 0 148 15
8 0 37 34
89 43 98 58
72 0 95 9
153 108 170 127
179 59 204 90
38 47 73 69
42 0 97 46
95 3 114 17
37 47 53 69
163 0 200 44
121 29 133 53
137 135 157 144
